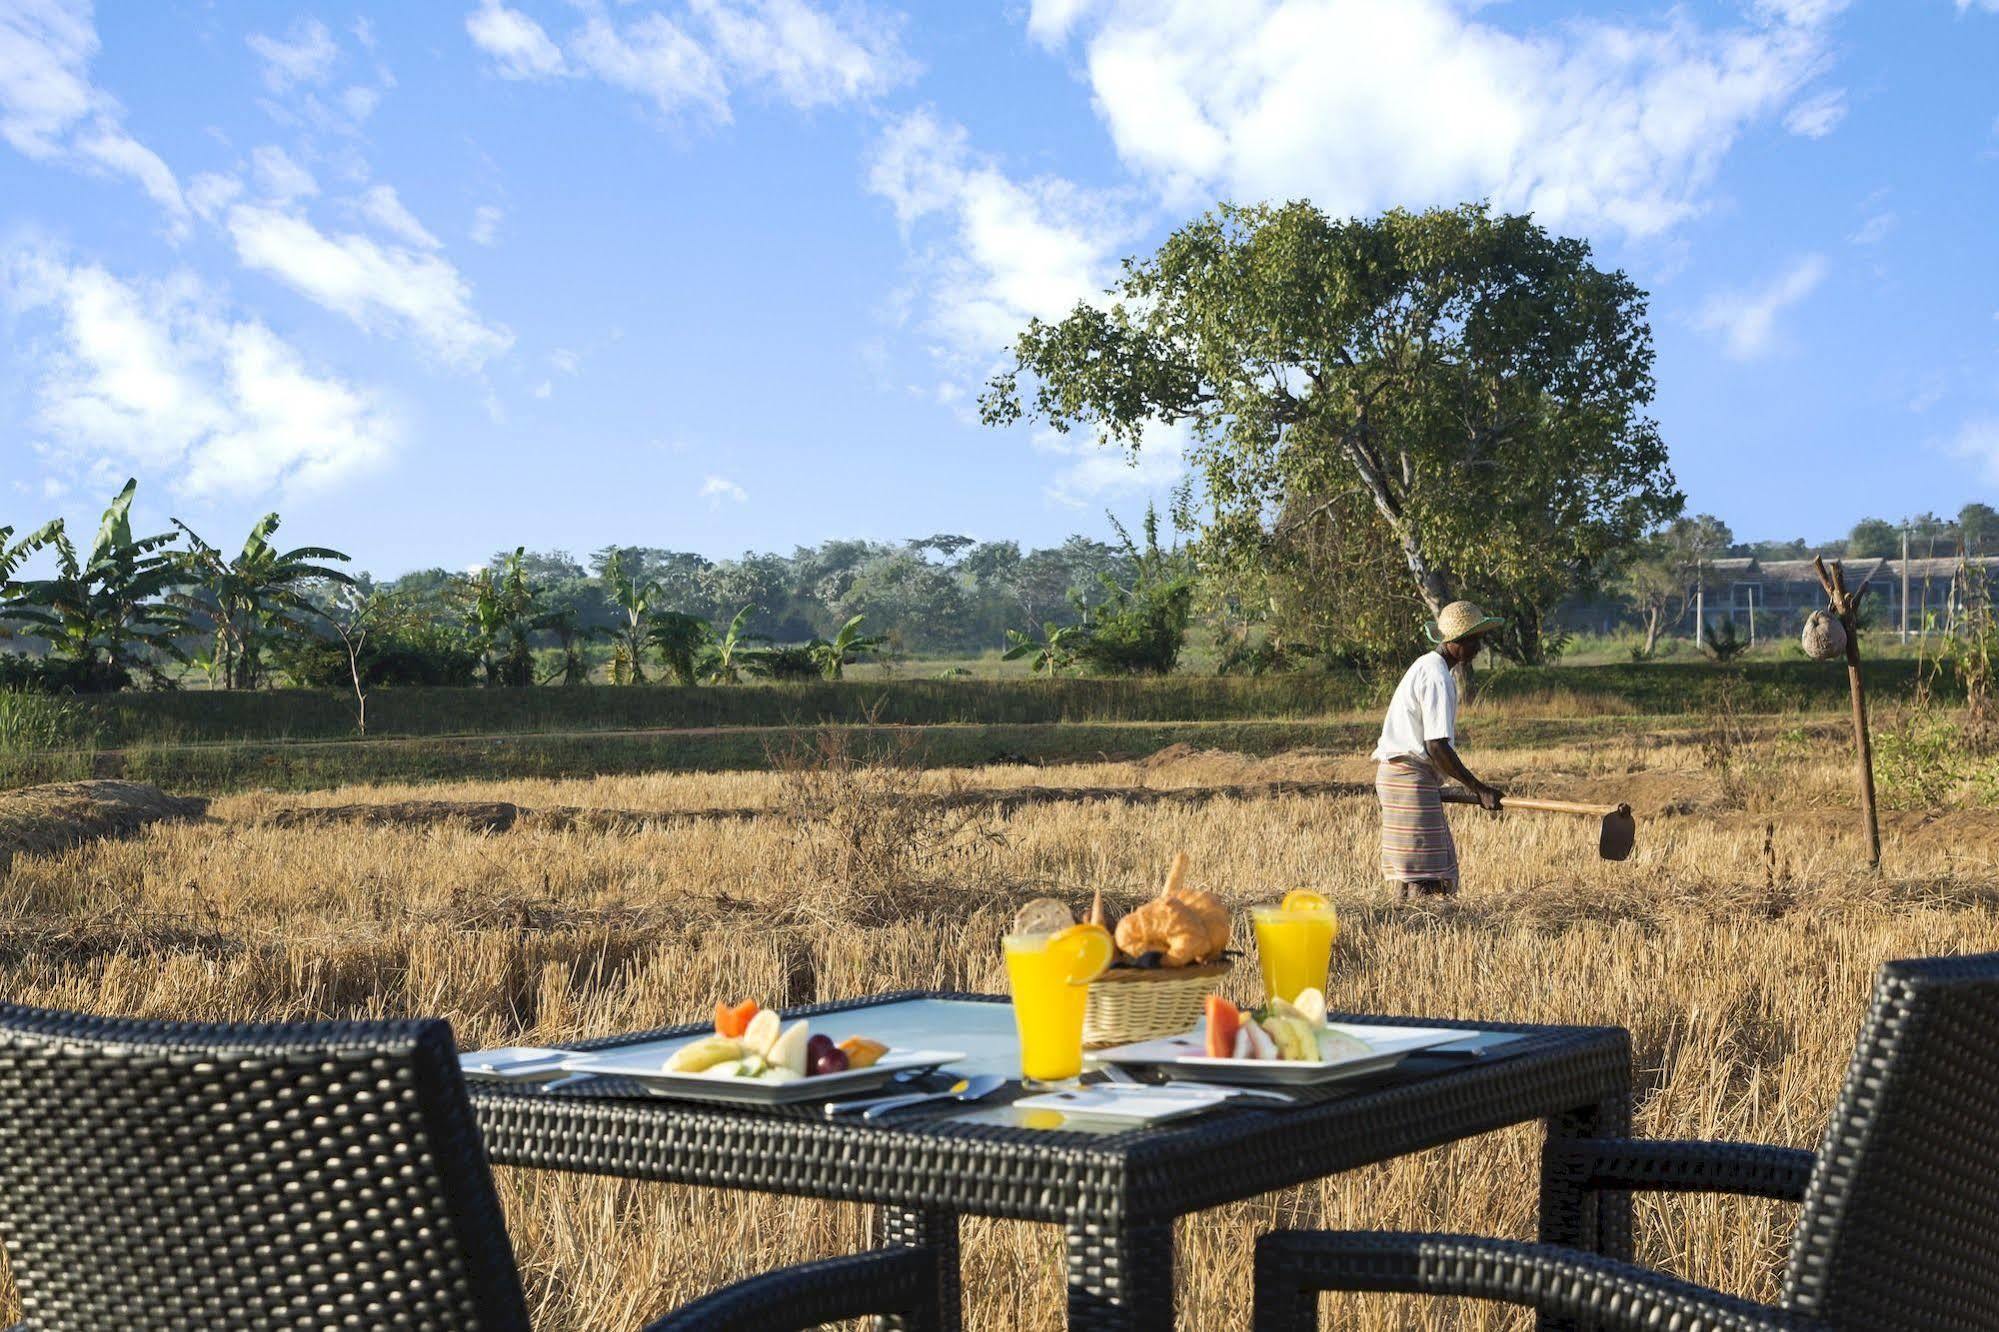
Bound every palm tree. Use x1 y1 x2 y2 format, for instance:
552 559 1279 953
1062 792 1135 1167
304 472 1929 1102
703 605 767 684
8 480 186 689
172 513 351 689
810 614 886 680
538 605 592 685
1002 621 1084 676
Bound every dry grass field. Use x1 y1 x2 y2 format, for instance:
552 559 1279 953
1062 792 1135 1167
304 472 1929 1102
3 719 1997 1328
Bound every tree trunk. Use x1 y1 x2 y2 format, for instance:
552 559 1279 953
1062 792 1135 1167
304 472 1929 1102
1641 607 1661 658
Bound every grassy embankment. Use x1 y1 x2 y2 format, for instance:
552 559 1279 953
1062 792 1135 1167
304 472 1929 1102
0 659 1939 794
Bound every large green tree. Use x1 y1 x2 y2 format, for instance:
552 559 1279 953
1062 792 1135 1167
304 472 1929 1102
980 202 1681 663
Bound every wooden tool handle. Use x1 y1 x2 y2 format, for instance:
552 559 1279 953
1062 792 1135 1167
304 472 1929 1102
1440 790 1630 817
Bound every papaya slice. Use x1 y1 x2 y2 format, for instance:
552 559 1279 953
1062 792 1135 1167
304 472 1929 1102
714 1000 759 1039
1205 995 1241 1059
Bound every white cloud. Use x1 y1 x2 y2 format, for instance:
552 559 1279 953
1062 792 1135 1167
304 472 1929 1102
1038 420 1189 508
465 0 912 122
569 11 729 120
1955 0 1999 14
532 379 552 399
186 171 243 221
867 108 1129 363
549 347 580 374
341 85 381 122
691 0 913 108
700 473 748 505
1948 418 1999 481
1696 254 1828 360
247 18 339 91
1029 0 1845 238
357 183 440 249
467 0 568 79
250 144 318 201
0 0 187 229
1784 87 1846 138
224 203 513 367
471 203 504 246
2 248 394 497
1850 209 1896 245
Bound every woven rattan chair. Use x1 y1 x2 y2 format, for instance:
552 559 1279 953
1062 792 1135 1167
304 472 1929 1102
0 1005 943 1331
1252 952 1999 1330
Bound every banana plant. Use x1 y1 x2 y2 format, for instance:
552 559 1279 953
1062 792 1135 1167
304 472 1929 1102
1002 620 1084 676
7 480 187 689
810 614 886 680
647 612 712 686
0 522 58 643
702 605 768 684
465 547 540 686
538 605 591 685
172 513 351 689
599 547 658 684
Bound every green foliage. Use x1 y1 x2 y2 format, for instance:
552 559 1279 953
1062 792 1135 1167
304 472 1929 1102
1847 517 1898 558
466 548 542 687
1959 503 1998 556
0 688 93 752
648 612 713 686
703 605 768 684
172 513 351 689
982 200 1681 666
761 645 822 681
6 479 187 687
1002 621 1084 676
276 617 480 688
1071 508 1194 676
810 615 886 680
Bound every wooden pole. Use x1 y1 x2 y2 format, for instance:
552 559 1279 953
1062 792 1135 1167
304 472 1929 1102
1815 556 1881 869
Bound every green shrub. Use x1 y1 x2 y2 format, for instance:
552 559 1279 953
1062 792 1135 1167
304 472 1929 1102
274 624 480 688
0 688 95 752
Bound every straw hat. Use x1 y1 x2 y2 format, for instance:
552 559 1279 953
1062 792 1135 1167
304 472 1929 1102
1425 600 1505 645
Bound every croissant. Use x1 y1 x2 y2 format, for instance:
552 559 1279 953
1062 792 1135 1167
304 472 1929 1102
1114 897 1208 966
1158 851 1229 960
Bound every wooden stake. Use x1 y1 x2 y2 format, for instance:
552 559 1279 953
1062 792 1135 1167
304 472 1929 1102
1815 556 1882 869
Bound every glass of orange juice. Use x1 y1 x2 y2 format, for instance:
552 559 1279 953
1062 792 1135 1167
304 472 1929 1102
1003 902 1114 1088
1253 890 1339 1004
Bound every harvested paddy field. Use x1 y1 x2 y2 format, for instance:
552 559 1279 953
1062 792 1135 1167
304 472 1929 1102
4 728 1996 1328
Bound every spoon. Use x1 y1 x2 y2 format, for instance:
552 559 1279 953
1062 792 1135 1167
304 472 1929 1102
827 1073 1006 1121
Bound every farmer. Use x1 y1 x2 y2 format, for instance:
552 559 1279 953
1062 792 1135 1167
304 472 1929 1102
1372 601 1507 900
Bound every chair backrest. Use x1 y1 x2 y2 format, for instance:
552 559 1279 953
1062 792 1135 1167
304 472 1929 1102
0 1006 531 1331
1784 952 1999 1329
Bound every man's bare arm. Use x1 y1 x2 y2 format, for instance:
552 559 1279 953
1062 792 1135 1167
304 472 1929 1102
1426 738 1503 810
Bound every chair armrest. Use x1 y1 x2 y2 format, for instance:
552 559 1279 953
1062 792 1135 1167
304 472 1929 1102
1549 1138 1816 1202
1253 1231 1823 1332
643 1247 941 1332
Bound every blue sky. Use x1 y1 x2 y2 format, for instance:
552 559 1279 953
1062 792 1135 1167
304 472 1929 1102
2 0 1996 577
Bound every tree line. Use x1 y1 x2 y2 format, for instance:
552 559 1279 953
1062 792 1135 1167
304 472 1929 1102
0 481 1198 694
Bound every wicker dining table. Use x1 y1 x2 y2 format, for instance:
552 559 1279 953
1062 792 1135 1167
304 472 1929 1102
467 991 1632 1331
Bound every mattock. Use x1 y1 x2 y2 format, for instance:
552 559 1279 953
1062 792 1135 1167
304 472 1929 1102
1440 789 1637 862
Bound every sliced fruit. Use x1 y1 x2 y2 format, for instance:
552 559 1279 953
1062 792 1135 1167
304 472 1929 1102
838 1037 888 1070
767 1020 811 1076
665 1036 743 1073
1047 922 1115 985
1205 995 1241 1059
1244 1020 1277 1061
714 999 759 1039
1293 988 1328 1026
739 1053 769 1078
706 1059 745 1079
764 1068 802 1084
1231 1026 1252 1059
1266 1016 1313 1062
1011 896 1075 937
1265 996 1304 1023
1316 1029 1372 1061
1280 889 1333 914
742 1008 782 1057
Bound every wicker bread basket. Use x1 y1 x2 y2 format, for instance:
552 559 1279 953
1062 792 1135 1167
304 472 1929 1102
1083 959 1232 1048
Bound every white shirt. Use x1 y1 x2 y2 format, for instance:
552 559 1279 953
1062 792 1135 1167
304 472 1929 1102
1371 651 1457 765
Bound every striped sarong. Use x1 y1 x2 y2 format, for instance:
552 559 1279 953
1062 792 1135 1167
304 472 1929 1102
1377 759 1457 884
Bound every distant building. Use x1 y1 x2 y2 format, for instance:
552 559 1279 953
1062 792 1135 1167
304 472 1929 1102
1558 555 1999 637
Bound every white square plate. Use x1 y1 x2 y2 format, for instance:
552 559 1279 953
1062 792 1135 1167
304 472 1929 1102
1093 1023 1467 1086
557 1046 965 1106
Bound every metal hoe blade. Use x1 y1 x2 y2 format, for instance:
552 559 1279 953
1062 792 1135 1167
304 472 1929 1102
1598 806 1636 862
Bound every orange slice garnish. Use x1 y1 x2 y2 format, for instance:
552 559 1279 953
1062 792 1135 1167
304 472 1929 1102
1280 889 1334 914
1047 922 1115 985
